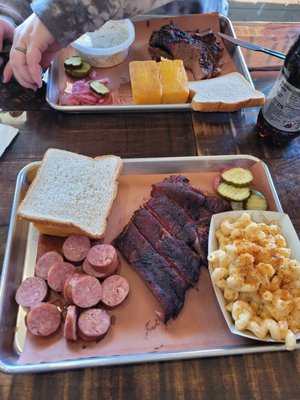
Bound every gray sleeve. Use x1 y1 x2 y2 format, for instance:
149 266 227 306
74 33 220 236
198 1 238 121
0 0 32 25
31 0 172 47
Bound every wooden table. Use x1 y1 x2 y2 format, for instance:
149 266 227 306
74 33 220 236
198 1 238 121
0 21 300 400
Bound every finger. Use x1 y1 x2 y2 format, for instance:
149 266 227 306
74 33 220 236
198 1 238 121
12 65 37 90
26 45 43 88
12 69 37 90
2 61 13 83
5 26 14 43
8 49 37 89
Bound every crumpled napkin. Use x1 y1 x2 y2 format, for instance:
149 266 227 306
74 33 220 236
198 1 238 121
0 123 19 158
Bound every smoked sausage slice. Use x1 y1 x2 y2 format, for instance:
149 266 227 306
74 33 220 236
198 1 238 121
82 257 118 279
64 305 78 341
86 244 118 273
63 273 102 308
15 276 48 308
62 234 91 263
47 261 77 292
35 251 63 280
78 308 110 342
26 303 61 336
101 275 129 308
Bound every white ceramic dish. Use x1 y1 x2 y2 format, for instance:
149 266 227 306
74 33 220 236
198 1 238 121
208 210 300 343
71 19 135 67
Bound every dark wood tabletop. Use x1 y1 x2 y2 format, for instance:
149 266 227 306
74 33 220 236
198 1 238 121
0 21 300 400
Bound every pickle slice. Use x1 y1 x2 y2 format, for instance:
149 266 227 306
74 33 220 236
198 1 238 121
89 80 110 96
64 56 83 69
221 167 253 188
65 61 91 78
217 182 251 202
244 190 268 210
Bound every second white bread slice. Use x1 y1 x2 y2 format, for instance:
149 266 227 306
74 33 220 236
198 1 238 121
17 148 122 238
188 72 265 112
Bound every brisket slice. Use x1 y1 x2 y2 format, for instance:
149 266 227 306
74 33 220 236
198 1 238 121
151 175 206 219
151 175 230 224
145 192 208 265
114 222 186 323
132 207 201 286
148 24 223 80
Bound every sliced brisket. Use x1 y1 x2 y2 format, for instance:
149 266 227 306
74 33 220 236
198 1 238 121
114 222 187 323
132 207 201 286
148 24 223 80
114 174 228 323
145 192 208 265
151 175 230 223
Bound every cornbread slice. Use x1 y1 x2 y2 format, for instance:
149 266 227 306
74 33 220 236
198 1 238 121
129 60 162 104
159 58 189 104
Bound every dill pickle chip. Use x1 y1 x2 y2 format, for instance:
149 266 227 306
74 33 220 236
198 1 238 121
217 182 251 202
244 190 268 210
64 56 83 69
89 80 110 96
65 61 91 78
221 167 253 188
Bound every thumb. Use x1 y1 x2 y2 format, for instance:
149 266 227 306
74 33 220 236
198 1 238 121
2 61 13 83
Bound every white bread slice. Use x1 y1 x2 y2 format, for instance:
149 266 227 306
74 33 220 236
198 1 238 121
188 72 265 112
17 149 122 239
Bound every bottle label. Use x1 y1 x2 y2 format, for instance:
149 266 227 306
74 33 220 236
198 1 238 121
262 73 300 132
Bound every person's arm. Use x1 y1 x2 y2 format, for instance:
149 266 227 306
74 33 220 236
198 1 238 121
3 0 172 89
31 0 172 47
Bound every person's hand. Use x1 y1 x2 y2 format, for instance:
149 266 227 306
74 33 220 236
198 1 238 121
3 13 61 90
0 16 15 67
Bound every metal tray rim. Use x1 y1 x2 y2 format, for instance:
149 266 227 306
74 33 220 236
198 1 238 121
0 154 287 374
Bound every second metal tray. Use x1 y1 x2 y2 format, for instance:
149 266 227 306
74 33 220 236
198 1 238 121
46 14 252 113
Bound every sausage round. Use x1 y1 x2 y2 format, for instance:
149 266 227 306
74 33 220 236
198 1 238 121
15 276 48 308
63 273 102 308
64 305 78 341
77 308 110 342
62 234 91 263
47 261 77 292
35 251 63 280
82 257 118 279
26 303 61 336
86 244 118 272
101 275 130 308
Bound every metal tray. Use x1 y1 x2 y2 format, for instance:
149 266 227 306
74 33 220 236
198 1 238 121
46 15 252 113
1 155 295 375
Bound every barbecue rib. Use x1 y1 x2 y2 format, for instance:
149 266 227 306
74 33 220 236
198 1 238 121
148 24 223 80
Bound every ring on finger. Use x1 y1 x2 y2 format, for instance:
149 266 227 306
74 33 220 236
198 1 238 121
14 46 27 55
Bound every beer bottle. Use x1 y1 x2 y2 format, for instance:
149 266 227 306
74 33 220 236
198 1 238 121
256 35 300 145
